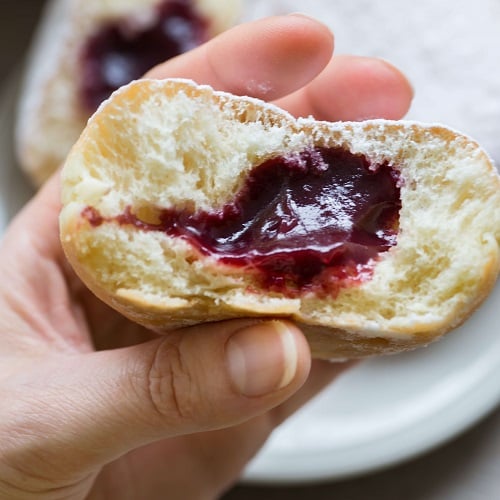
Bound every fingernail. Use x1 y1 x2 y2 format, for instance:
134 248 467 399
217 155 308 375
226 321 299 397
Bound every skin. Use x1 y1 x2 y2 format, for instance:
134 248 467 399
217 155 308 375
0 15 413 500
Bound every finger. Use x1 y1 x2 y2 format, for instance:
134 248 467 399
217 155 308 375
1 320 311 484
277 55 414 120
145 14 334 101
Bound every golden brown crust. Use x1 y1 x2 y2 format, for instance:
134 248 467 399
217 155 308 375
60 79 500 359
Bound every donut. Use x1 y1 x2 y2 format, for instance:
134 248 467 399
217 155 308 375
15 0 241 186
60 79 500 359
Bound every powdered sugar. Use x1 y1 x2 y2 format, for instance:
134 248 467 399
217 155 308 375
242 0 500 163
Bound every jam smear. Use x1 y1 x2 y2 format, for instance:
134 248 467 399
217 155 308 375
80 0 209 112
85 148 401 296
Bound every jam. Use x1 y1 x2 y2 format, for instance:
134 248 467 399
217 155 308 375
85 148 401 296
80 0 209 112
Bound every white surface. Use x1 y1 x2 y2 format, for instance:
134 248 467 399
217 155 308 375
3 1 500 484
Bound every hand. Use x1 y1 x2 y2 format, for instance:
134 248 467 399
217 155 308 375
0 15 413 500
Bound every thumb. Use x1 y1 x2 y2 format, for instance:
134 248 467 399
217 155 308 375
2 320 310 481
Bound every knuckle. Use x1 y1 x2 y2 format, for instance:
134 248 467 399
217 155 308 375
143 336 198 425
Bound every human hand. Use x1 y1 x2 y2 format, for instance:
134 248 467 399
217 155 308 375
0 15 413 500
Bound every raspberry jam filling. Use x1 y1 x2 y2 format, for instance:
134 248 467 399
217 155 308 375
84 147 402 295
80 0 208 112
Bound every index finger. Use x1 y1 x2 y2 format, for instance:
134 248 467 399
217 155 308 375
145 14 334 101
